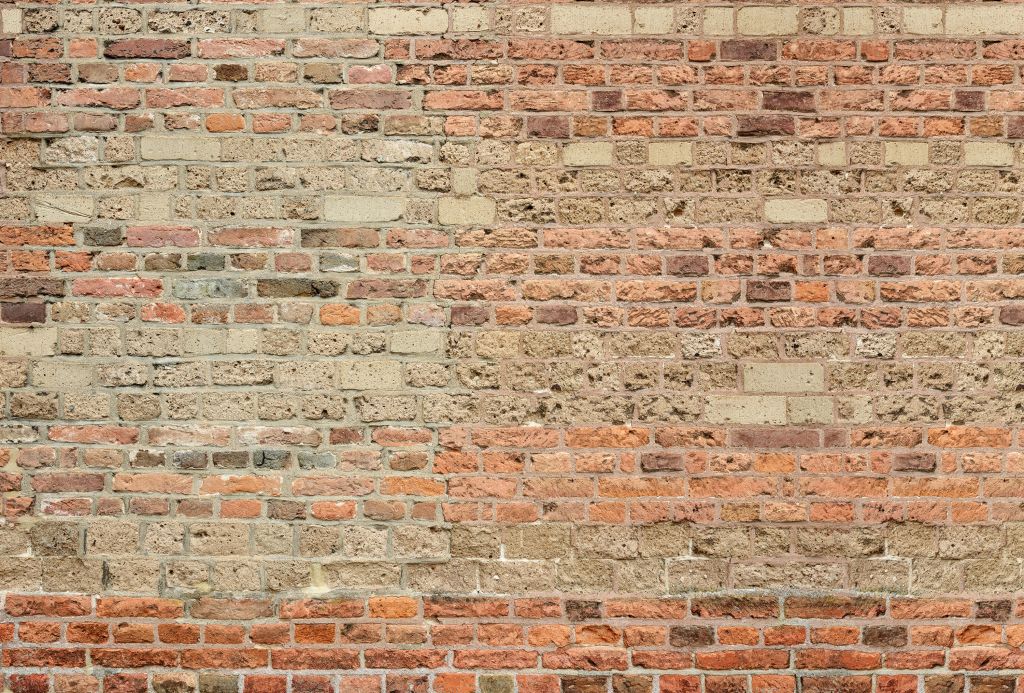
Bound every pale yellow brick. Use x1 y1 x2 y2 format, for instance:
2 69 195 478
842 7 873 35
706 396 786 425
743 363 824 393
452 168 477 195
367 7 448 35
634 7 674 34
337 361 403 390
551 4 631 35
817 142 846 167
703 7 734 35
763 199 827 224
324 195 405 223
258 7 306 32
964 142 1015 166
391 331 442 354
0 328 58 357
902 7 943 35
649 142 693 166
787 397 834 424
884 142 929 166
33 361 93 390
1 8 22 34
33 194 94 222
737 7 799 35
438 196 496 225
452 6 490 32
138 193 171 221
563 142 615 166
946 5 1024 35
141 136 219 161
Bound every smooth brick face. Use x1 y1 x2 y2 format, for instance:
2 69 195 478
3 0 1024 687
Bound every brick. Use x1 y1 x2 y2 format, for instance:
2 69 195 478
964 142 1014 166
763 199 828 223
842 8 874 35
140 136 219 161
31 195 93 222
946 5 1024 35
737 7 799 36
903 7 943 35
337 361 402 390
743 363 824 393
705 396 786 425
367 8 448 35
323 195 405 223
438 197 496 225
551 5 632 35
648 142 693 166
884 142 928 166
563 142 615 167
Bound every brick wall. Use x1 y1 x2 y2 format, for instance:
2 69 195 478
3 0 1024 690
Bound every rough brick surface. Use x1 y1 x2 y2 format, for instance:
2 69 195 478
2 0 1024 690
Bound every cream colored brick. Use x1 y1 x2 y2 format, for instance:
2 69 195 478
1 8 22 34
337 361 403 390
324 195 405 223
902 7 943 35
452 6 490 32
649 142 693 166
787 397 834 424
743 363 824 393
946 5 1024 35
737 7 798 35
391 331 441 354
258 7 306 32
706 396 786 425
438 196 496 225
452 168 477 195
551 4 631 35
368 7 448 35
634 7 674 34
842 7 873 35
763 199 827 224
138 193 171 221
33 361 93 390
33 194 93 222
703 7 734 35
0 328 57 357
884 142 929 166
141 136 219 161
965 142 1014 166
817 142 846 167
563 142 614 166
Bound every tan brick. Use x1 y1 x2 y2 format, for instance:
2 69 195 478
737 7 799 35
763 199 828 223
744 363 824 393
438 196 496 225
884 142 929 166
703 7 734 35
551 4 632 35
946 5 1024 35
141 136 219 161
787 397 834 424
902 7 943 35
324 195 405 223
452 6 490 32
563 142 615 166
705 396 786 425
391 331 442 354
1 8 23 34
367 7 448 35
337 361 403 390
258 7 306 32
842 7 874 35
0 328 58 357
634 7 674 34
32 194 94 222
649 142 693 166
817 142 846 166
964 142 1014 166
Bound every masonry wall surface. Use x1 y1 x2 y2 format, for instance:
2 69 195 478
2 0 1024 691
